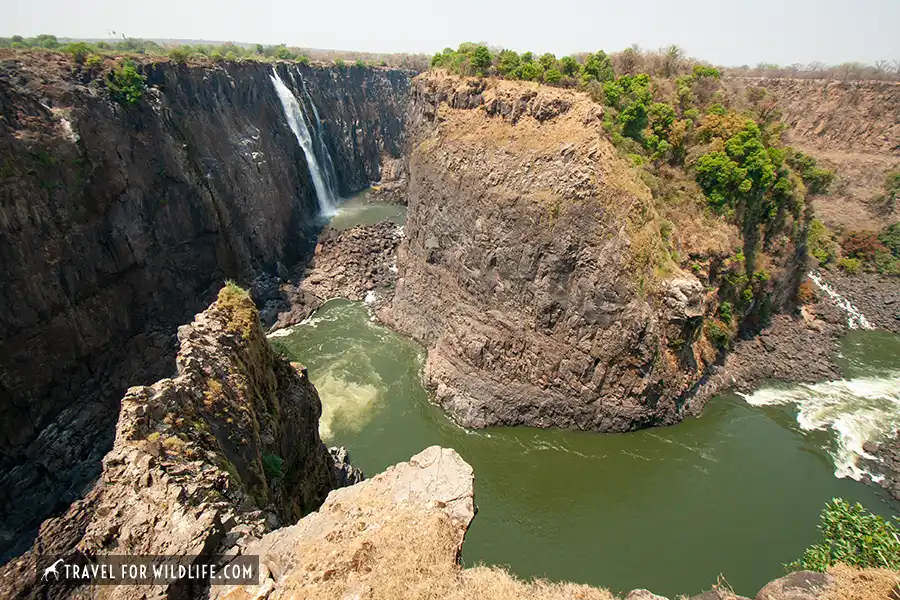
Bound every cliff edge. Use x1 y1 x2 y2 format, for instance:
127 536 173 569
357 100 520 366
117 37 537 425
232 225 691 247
0 283 359 599
383 73 732 431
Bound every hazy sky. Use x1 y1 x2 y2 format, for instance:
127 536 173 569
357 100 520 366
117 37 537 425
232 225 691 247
6 0 900 66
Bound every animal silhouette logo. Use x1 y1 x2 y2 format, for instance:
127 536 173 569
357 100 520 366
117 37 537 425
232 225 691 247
41 558 65 581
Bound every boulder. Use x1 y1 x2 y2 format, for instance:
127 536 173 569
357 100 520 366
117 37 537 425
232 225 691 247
213 446 475 600
755 571 835 600
626 589 671 600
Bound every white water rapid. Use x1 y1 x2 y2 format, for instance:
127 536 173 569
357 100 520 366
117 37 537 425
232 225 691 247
742 375 900 481
270 68 339 216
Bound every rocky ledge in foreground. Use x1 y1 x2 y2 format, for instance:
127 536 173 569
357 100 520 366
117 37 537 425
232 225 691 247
0 284 360 600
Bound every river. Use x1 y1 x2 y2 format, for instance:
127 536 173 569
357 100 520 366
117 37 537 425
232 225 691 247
271 297 899 598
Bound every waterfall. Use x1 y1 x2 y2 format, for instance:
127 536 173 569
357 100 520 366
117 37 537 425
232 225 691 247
269 68 338 216
296 68 341 201
807 271 874 330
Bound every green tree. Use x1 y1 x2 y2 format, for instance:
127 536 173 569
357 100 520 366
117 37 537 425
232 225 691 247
497 49 521 79
620 102 649 141
560 55 579 77
543 68 563 84
879 222 900 257
538 52 557 71
33 34 59 49
785 148 834 195
602 80 623 107
471 45 492 75
520 61 543 81
582 50 615 83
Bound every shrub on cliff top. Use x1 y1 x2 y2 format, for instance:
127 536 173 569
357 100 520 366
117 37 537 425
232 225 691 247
107 59 145 105
792 498 900 572
65 42 92 64
217 281 258 339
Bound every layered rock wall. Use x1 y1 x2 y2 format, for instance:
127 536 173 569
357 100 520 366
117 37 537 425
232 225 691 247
0 52 409 559
384 74 716 431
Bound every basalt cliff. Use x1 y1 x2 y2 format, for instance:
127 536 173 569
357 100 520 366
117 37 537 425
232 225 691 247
0 52 409 559
382 73 795 430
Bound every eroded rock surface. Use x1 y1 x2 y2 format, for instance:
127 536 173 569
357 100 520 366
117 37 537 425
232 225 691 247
263 221 404 330
213 446 475 600
0 286 353 599
0 52 410 559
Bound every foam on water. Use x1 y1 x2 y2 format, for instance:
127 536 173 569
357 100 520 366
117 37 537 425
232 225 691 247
266 327 295 338
316 369 382 441
742 374 900 480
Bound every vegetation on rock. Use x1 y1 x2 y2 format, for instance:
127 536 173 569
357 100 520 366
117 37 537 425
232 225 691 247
793 499 900 572
216 281 258 339
106 59 146 105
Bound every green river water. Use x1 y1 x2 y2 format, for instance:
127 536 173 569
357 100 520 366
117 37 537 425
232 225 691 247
269 199 900 598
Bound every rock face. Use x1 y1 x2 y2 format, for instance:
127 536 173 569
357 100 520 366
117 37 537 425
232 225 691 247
384 73 718 431
0 52 410 560
212 446 475 600
0 285 353 599
263 220 405 331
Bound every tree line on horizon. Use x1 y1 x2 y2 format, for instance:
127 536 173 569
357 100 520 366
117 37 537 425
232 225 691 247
1 34 896 82
0 34 431 70
430 42 900 84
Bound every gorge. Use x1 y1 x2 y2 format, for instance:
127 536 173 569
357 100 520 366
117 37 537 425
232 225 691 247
1 45 899 600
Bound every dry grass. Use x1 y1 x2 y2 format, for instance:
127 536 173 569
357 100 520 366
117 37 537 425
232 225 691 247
825 564 900 600
204 377 226 408
219 486 617 600
216 281 258 339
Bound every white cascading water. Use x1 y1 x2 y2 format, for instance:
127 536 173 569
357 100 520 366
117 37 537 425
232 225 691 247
270 68 338 216
807 270 874 330
740 273 892 481
296 68 341 200
741 375 900 481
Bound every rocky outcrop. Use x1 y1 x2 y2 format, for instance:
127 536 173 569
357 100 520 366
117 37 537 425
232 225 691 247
383 73 721 431
819 271 900 334
754 571 834 600
0 284 353 599
213 446 474 600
